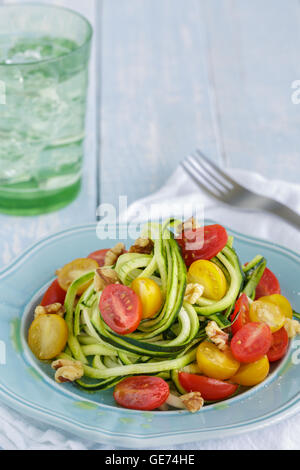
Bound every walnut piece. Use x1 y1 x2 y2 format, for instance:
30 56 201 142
206 321 229 351
176 217 200 235
52 359 80 370
129 237 154 255
104 243 126 266
34 303 66 319
284 318 300 339
180 392 204 413
51 359 84 383
184 283 204 304
94 267 119 292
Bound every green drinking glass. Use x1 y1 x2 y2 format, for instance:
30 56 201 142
0 4 93 215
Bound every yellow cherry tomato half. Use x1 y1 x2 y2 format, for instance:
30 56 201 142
188 260 227 301
231 356 270 387
196 341 240 380
249 298 286 333
28 314 68 360
131 278 163 319
57 258 98 294
259 294 293 319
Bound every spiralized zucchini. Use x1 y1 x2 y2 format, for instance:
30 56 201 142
59 219 264 392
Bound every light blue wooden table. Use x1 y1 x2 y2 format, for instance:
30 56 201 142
1 0 300 267
0 0 299 449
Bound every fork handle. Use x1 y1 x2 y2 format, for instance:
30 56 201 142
267 200 300 230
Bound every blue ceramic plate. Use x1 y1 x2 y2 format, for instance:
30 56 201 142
0 223 299 448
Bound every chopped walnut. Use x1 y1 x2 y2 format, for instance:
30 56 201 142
176 217 200 235
284 318 300 339
34 303 66 319
184 283 204 304
94 267 119 292
206 321 229 351
180 392 204 413
129 237 154 255
51 359 79 370
104 243 126 266
51 359 84 383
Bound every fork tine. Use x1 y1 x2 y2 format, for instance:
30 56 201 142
198 157 233 190
195 150 239 188
189 154 230 193
181 160 221 200
185 157 225 196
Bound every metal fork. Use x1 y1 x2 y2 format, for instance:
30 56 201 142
181 150 300 229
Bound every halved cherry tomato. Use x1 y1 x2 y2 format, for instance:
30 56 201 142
267 328 289 363
259 294 293 320
113 376 169 411
176 224 228 267
99 284 142 335
188 260 227 301
88 249 109 267
196 341 240 380
231 293 250 335
231 356 270 386
249 298 286 333
255 268 281 299
179 372 238 401
131 278 163 319
28 314 68 360
231 322 272 363
41 279 66 307
57 258 98 294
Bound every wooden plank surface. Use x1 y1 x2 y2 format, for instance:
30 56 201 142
100 0 300 207
202 0 300 178
101 0 221 208
1 0 300 267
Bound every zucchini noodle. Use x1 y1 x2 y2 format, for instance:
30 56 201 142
59 219 261 393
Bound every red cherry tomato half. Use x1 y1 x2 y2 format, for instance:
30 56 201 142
179 372 238 401
41 279 66 307
99 284 142 335
176 225 228 267
231 293 250 336
255 268 281 300
113 376 170 411
267 327 289 363
231 322 272 363
88 249 109 267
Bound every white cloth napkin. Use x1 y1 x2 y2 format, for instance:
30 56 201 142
123 166 300 251
1 165 300 450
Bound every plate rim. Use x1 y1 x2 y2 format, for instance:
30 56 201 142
1 221 300 279
0 384 299 448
